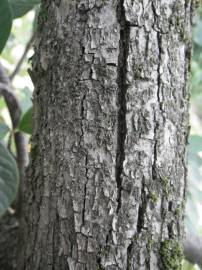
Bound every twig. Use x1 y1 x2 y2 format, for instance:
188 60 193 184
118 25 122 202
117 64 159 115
0 82 21 127
9 34 35 81
7 130 13 152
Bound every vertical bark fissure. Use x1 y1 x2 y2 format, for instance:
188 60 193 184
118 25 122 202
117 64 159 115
82 154 88 225
136 180 147 233
115 0 130 214
156 32 165 124
150 3 160 184
79 93 86 146
80 92 89 226
126 242 133 270
152 31 163 181
96 256 104 270
126 180 148 269
152 115 158 181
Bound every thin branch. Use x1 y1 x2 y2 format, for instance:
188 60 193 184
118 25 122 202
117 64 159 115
0 82 21 127
9 34 35 81
0 66 28 182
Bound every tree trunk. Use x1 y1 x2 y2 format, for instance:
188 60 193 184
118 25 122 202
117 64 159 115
0 212 18 270
18 0 193 269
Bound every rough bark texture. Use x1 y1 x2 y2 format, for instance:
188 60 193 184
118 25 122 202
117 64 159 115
19 0 193 269
0 212 18 270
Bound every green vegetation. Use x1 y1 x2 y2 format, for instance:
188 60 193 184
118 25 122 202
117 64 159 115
0 2 36 217
160 240 183 270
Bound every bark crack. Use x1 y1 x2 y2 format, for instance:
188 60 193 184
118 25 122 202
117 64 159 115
80 93 88 226
115 0 130 214
157 32 161 108
152 118 158 180
82 154 88 225
156 32 165 123
79 94 86 146
152 31 163 180
126 241 133 270
136 180 147 233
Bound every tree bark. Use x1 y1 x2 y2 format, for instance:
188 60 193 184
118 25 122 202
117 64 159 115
18 0 193 269
0 212 18 270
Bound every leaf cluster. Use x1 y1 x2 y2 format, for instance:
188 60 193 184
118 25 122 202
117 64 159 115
0 0 37 218
0 0 40 53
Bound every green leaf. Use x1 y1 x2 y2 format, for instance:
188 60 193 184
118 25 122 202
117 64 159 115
18 107 32 134
0 142 19 217
18 87 33 113
0 0 12 53
0 98 6 110
0 123 10 140
9 0 40 18
182 260 196 270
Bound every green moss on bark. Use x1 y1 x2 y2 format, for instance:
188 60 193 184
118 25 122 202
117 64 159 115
160 239 183 270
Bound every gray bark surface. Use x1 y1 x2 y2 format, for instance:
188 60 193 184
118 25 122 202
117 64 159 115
0 212 18 270
19 0 193 269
